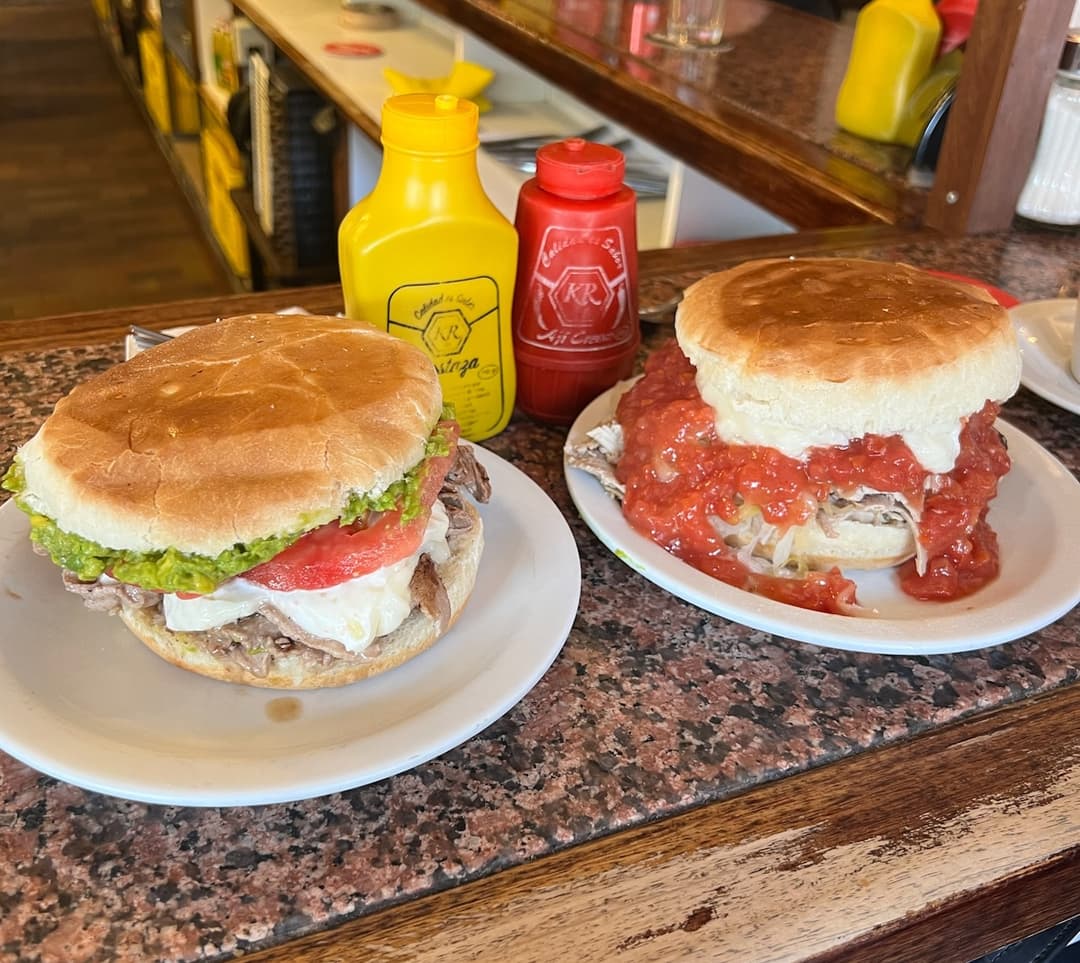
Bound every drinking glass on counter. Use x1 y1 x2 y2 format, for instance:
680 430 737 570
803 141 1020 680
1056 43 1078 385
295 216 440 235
653 0 731 48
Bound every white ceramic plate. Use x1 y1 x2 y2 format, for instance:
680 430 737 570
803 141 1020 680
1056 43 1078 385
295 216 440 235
1010 298 1080 416
565 386 1080 655
0 448 580 806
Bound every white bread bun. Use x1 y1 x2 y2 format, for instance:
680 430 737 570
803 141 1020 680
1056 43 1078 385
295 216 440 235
675 258 1021 474
786 516 913 570
19 314 443 556
726 512 916 572
117 503 484 689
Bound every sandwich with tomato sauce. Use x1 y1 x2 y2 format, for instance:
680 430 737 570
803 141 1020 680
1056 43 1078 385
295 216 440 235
2 314 490 688
568 258 1022 613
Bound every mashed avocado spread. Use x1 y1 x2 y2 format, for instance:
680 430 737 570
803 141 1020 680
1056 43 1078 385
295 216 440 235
1 414 455 595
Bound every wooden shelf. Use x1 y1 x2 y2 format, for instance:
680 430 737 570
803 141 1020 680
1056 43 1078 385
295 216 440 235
229 187 339 289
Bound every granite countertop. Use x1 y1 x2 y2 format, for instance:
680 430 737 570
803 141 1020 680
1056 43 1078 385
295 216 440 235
1 229 1079 963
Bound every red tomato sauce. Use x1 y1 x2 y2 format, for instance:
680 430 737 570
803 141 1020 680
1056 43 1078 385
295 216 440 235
243 421 460 593
613 342 1010 612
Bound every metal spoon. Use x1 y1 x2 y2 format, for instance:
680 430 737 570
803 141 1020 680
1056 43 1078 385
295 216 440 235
639 294 682 325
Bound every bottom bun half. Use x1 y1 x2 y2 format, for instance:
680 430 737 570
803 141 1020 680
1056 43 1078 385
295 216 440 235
118 504 484 690
726 513 916 573
779 517 914 571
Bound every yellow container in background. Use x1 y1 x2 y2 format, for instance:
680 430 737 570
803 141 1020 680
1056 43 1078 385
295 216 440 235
201 126 251 279
835 0 942 143
138 27 171 135
167 52 200 136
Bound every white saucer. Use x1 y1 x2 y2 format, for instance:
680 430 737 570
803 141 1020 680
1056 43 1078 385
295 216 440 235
1010 298 1080 415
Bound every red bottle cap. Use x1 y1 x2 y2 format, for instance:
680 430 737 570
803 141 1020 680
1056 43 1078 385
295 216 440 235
536 138 625 200
934 0 976 55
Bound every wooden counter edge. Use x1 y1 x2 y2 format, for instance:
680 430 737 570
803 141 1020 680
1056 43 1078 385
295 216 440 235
0 287 345 354
238 682 1080 963
0 225 920 353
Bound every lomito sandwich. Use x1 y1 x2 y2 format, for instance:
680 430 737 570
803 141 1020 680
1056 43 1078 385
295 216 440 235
3 314 490 688
568 258 1022 613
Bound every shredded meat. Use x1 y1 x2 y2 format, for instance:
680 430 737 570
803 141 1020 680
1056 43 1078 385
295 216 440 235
563 420 625 500
706 487 922 574
823 492 910 527
821 491 925 572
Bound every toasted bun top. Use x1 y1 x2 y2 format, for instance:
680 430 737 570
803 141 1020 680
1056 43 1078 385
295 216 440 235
20 314 443 555
675 258 1021 472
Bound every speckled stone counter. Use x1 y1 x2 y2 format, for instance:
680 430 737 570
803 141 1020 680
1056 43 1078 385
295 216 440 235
1 230 1078 963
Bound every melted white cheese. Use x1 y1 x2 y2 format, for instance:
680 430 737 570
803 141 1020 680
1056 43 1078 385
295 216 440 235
163 502 451 654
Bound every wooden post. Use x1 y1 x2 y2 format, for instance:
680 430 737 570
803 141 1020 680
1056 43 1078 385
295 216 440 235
926 0 1075 234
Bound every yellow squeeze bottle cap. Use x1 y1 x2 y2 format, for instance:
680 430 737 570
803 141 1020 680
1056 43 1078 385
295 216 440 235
381 93 479 153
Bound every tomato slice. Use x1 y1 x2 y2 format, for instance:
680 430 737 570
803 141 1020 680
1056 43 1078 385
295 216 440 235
243 426 459 592
242 509 431 591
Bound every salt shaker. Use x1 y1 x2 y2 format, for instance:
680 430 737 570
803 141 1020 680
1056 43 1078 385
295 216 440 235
511 138 640 425
1016 32 1080 227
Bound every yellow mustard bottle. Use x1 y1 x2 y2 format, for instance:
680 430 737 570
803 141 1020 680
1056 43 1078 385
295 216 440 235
834 0 942 144
339 93 518 441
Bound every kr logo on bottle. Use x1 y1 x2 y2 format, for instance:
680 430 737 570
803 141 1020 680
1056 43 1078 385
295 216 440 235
386 276 503 381
520 225 634 352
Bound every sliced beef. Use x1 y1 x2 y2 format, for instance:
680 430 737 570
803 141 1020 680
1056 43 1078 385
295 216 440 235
409 554 450 629
257 605 370 663
439 490 476 532
444 444 491 503
165 608 341 678
438 442 490 533
201 614 279 677
61 572 162 614
60 543 452 676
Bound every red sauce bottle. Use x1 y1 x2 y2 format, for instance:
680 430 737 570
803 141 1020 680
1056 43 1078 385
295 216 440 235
511 138 640 425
